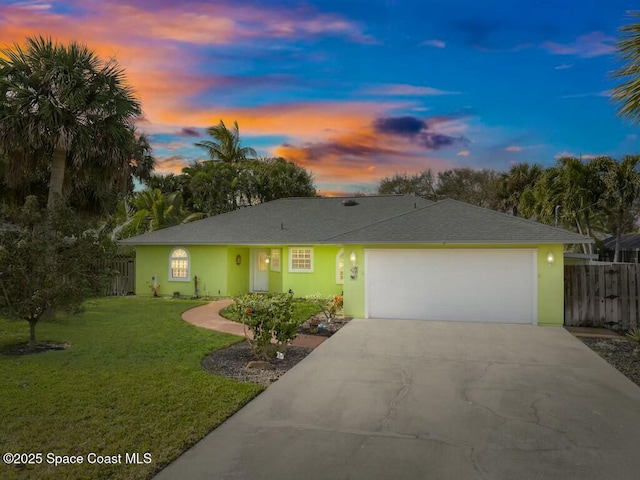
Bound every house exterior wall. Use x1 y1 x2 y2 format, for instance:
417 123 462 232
135 243 565 326
226 247 250 296
280 245 344 298
135 245 228 298
341 244 565 326
268 248 283 294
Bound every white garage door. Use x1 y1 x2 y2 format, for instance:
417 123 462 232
365 249 537 324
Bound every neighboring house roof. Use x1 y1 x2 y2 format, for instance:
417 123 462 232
602 234 640 250
119 195 592 246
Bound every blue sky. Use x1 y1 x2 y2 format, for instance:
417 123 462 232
1 0 638 194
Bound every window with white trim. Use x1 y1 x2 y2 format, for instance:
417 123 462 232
270 249 281 272
169 247 190 281
289 247 313 272
336 249 344 284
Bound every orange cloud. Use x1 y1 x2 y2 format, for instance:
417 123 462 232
156 101 404 141
275 124 456 187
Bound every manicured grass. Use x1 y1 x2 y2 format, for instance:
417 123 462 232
0 297 262 480
219 298 321 324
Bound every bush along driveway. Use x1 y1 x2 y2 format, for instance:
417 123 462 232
0 297 262 480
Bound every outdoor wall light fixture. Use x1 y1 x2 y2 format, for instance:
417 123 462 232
547 252 555 265
265 257 270 264
349 252 358 280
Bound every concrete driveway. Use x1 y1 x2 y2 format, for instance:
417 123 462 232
154 319 640 480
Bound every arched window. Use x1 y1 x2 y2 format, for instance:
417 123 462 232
169 247 190 281
336 248 344 284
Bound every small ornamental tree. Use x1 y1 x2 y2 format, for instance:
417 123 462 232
233 293 298 359
0 196 115 349
307 294 344 322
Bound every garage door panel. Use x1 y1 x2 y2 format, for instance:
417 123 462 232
365 249 536 324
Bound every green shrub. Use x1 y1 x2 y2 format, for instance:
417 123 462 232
233 293 298 359
626 327 640 344
306 293 344 322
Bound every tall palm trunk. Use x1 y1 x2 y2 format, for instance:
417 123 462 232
614 207 624 262
47 147 66 209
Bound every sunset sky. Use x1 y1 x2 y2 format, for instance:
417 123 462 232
1 0 639 195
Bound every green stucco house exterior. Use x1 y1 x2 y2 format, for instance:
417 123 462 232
120 195 591 326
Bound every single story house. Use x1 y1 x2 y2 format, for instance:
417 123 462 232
120 195 591 326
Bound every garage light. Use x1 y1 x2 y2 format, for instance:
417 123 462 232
547 252 555 265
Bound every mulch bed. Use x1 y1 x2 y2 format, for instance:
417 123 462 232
296 315 352 337
2 341 70 356
201 342 313 388
202 316 352 387
580 337 640 388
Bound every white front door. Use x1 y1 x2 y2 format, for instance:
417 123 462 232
251 249 269 292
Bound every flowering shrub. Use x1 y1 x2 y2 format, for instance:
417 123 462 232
233 293 297 359
307 293 344 322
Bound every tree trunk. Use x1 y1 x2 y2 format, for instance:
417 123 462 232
583 211 594 255
614 208 624 263
575 217 588 254
47 147 67 209
29 319 37 350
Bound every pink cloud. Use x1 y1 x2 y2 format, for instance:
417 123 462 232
543 31 616 58
505 146 522 152
363 84 461 96
419 39 446 48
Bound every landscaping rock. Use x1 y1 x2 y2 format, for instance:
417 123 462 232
246 360 275 370
201 343 313 388
581 337 640 388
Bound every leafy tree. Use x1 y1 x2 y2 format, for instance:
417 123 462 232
594 155 640 261
145 173 187 195
181 158 316 216
436 168 502 209
0 36 148 211
250 157 316 203
182 161 241 214
377 170 438 199
612 12 640 123
195 120 257 163
0 197 115 349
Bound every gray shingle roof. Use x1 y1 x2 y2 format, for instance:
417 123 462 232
328 199 593 244
602 234 640 250
119 196 592 246
119 195 433 245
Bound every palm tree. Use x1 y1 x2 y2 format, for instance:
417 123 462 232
612 12 640 123
116 189 203 238
195 120 257 163
0 36 142 209
497 163 542 216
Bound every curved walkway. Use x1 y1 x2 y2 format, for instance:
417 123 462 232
181 299 326 349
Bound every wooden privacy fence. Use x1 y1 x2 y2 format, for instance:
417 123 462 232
94 257 135 296
564 264 640 330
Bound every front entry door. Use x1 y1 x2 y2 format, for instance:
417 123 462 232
251 249 269 292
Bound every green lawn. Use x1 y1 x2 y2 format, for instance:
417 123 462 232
0 297 262 480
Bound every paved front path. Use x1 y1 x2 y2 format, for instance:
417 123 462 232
182 299 326 349
155 319 640 480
